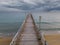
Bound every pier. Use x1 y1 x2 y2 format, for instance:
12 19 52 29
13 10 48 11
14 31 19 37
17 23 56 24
10 14 45 45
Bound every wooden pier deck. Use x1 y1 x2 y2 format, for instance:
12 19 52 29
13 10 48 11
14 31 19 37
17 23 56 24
19 15 39 45
10 14 43 45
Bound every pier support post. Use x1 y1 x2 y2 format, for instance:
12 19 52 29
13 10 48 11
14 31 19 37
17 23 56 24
39 16 41 30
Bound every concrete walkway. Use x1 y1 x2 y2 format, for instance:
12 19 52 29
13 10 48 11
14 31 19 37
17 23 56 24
19 15 39 45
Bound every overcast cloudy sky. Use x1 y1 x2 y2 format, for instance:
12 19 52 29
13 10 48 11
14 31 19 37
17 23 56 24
0 0 60 12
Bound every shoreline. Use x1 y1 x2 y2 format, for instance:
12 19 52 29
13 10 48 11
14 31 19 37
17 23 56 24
41 30 60 35
0 36 13 45
43 30 60 45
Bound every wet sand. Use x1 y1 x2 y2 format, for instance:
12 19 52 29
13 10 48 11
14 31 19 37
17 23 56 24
0 36 12 45
43 31 60 45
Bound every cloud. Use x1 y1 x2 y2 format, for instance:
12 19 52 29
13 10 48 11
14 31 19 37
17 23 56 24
0 0 60 12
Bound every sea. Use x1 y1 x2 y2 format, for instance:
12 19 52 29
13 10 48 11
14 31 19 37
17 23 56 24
0 12 26 36
0 11 60 36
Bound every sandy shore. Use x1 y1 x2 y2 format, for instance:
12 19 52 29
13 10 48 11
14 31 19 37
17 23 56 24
43 31 60 45
0 36 12 45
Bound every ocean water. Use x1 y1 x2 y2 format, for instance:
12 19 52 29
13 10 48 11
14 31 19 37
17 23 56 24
0 12 60 36
0 12 26 36
32 12 60 31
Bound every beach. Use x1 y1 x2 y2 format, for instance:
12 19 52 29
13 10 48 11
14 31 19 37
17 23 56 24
0 36 12 45
43 31 60 45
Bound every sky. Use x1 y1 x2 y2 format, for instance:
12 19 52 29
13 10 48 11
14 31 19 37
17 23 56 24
0 0 60 12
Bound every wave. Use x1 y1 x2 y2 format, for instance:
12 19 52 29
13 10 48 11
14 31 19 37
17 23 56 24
36 22 60 31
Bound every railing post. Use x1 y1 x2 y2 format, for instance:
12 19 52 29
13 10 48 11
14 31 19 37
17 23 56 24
39 16 41 30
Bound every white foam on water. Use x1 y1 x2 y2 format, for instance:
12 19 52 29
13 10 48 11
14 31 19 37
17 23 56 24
57 31 60 33
0 33 3 34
